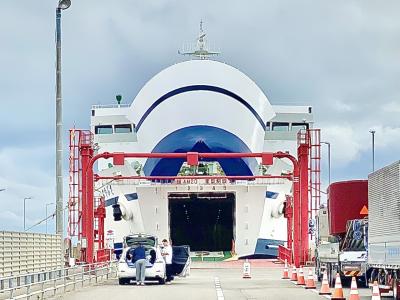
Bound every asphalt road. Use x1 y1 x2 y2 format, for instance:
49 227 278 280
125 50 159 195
48 266 378 300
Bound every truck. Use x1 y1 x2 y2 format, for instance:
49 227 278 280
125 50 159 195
315 180 369 287
368 160 400 299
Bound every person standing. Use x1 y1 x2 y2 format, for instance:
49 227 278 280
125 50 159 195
161 239 173 284
132 243 146 285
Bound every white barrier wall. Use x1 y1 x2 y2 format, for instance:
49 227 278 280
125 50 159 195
0 231 62 277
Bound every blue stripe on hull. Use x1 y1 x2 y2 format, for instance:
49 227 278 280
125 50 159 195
136 85 266 132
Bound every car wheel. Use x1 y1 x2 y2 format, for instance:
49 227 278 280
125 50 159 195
119 278 129 285
158 277 166 285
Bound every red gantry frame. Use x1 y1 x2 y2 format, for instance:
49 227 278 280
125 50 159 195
68 129 320 267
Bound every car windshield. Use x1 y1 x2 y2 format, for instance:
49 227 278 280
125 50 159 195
124 235 156 247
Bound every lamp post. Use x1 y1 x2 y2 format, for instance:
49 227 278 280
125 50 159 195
369 130 376 172
46 202 55 234
56 0 71 237
24 197 33 231
321 142 331 188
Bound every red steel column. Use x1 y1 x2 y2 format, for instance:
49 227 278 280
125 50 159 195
292 162 301 267
80 145 94 263
298 143 310 265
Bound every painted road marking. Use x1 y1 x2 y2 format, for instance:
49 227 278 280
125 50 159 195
214 277 224 300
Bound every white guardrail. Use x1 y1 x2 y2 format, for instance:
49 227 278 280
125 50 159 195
0 261 118 300
0 231 62 278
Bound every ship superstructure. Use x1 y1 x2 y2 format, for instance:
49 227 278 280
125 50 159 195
89 25 314 258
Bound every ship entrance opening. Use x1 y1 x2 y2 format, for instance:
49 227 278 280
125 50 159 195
168 192 235 252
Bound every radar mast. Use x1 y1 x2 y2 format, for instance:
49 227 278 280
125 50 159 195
179 21 220 60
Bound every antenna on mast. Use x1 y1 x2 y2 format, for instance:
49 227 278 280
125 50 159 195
179 21 220 60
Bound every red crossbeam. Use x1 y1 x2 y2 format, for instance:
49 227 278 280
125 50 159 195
94 175 292 181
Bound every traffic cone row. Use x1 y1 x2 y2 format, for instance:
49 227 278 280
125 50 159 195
282 263 317 289
282 259 290 279
281 262 383 300
281 265 385 300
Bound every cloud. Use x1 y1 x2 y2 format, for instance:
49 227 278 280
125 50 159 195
0 144 57 231
320 123 400 167
321 124 366 167
370 125 400 149
382 102 400 113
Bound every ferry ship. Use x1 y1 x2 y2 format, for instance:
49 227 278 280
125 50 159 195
90 24 314 259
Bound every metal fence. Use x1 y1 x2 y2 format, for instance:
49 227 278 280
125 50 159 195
0 231 62 277
278 245 292 265
0 261 117 300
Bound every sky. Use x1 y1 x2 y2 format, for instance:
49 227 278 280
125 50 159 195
0 1 399 232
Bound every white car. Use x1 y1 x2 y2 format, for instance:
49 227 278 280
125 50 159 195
117 234 191 285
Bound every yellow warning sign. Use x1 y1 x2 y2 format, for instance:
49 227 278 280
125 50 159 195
360 205 368 215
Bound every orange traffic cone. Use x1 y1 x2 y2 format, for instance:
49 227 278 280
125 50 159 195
290 266 297 281
319 270 331 295
331 273 345 300
242 259 251 279
297 267 306 285
282 259 289 279
348 277 360 300
371 281 381 300
305 268 316 289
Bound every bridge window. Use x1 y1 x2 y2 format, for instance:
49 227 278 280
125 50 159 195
272 122 289 131
115 124 132 133
178 161 225 176
291 123 309 132
95 125 113 134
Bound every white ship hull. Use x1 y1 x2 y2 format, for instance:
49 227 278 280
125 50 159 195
90 59 313 259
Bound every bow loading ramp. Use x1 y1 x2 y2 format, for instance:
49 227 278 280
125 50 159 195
168 192 235 252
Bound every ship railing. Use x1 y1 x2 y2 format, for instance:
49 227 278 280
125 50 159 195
92 104 130 109
278 245 292 265
96 177 289 186
0 260 117 300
